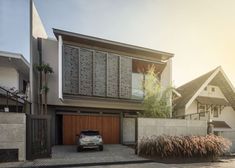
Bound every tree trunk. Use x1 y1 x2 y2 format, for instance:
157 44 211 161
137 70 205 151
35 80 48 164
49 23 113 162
40 70 43 115
44 73 48 115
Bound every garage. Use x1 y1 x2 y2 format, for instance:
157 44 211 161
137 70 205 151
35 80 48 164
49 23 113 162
62 114 120 145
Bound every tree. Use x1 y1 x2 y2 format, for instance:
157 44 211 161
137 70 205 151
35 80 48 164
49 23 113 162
141 65 172 118
35 63 53 115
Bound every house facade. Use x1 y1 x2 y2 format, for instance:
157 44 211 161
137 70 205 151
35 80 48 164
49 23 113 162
0 51 29 93
32 29 173 145
0 51 29 112
174 67 235 132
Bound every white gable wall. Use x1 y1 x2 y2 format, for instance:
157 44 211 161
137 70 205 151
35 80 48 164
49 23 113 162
199 85 227 99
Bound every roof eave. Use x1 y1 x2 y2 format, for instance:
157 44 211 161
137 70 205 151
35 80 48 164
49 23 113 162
53 28 174 61
0 51 30 69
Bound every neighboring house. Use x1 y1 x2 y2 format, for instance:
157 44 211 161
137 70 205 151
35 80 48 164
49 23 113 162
174 66 235 132
32 28 174 145
0 51 30 161
0 51 30 112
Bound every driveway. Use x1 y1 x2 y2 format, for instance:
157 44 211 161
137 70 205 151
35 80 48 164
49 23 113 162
0 145 151 168
51 145 146 163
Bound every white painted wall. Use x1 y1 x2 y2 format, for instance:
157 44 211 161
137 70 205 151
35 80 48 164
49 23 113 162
213 106 235 129
161 58 172 88
0 112 26 161
123 118 136 143
138 118 207 140
186 100 197 115
0 67 19 90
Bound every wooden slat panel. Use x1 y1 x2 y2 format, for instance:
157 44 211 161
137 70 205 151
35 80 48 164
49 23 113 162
63 115 71 145
93 51 106 96
120 56 132 99
63 115 120 145
79 48 93 96
107 54 119 98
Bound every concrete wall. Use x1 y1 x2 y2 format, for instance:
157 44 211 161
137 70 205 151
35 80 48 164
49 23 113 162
0 112 26 161
30 2 48 114
221 130 235 153
161 58 172 88
138 118 207 140
123 118 136 144
0 67 19 90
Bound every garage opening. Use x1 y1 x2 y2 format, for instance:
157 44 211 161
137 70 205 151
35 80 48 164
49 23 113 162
62 114 120 145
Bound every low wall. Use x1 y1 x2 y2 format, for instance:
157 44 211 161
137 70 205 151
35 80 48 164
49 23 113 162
0 112 26 161
138 118 207 140
221 130 235 153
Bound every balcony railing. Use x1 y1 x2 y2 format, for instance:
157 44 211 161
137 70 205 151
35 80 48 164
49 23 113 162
0 86 31 113
174 111 209 121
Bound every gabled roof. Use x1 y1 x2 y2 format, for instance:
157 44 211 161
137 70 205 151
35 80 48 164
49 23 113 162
175 68 217 109
175 67 235 110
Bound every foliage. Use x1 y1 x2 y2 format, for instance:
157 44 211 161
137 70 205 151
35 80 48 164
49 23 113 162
138 134 231 159
35 63 53 75
141 65 172 118
35 63 53 114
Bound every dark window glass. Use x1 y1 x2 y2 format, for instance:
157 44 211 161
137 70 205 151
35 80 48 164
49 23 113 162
211 87 215 92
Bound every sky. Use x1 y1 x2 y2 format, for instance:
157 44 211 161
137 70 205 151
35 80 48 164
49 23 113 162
0 0 235 87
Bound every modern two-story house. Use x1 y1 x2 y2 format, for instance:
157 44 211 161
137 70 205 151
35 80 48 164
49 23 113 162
32 28 173 146
174 67 235 132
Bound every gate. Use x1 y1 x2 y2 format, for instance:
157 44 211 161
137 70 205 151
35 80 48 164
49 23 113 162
26 114 51 160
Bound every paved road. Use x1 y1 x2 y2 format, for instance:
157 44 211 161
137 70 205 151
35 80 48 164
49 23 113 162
69 159 235 168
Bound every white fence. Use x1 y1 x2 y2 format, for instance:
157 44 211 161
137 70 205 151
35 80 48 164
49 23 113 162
138 118 207 140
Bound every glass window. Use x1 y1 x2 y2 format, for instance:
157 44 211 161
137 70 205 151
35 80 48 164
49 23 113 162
132 73 144 100
211 87 215 92
199 105 206 117
213 106 219 117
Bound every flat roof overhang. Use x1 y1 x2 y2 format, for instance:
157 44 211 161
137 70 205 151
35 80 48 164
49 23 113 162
53 28 174 62
0 51 29 79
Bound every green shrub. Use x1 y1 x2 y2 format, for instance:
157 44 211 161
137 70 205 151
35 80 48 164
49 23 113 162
138 134 231 159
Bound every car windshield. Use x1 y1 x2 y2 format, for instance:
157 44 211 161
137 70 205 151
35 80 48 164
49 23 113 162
81 131 99 136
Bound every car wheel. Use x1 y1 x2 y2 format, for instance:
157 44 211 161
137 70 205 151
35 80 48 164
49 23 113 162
77 146 83 152
99 145 103 151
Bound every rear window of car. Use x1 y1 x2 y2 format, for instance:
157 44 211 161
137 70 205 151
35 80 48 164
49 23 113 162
81 131 99 136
